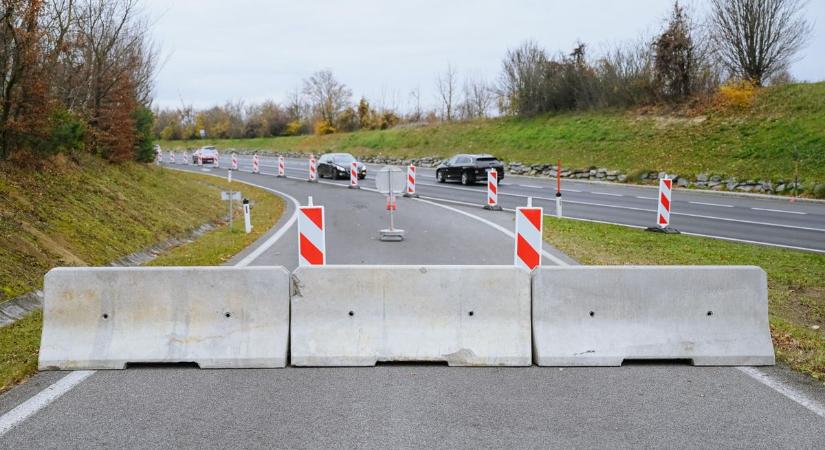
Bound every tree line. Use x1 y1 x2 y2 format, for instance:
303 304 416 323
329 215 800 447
153 0 811 141
1 0 156 162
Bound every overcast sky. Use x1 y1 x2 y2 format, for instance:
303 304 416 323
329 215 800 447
144 0 825 111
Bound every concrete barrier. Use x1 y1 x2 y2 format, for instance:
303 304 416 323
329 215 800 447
290 266 532 366
39 266 290 370
532 266 775 366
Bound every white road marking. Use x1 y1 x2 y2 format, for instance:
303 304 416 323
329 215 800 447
689 201 734 208
0 168 302 437
561 188 582 193
752 207 807 215
592 192 623 197
636 196 657 200
519 184 544 189
736 367 825 419
0 371 95 436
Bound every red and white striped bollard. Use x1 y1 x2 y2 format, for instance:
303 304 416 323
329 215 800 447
514 205 543 270
298 199 325 266
252 154 260 174
403 165 418 198
277 156 285 177
646 177 679 233
231 153 238 170
349 161 359 189
484 169 501 210
308 155 317 182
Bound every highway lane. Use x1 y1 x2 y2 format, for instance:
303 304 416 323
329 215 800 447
216 154 825 252
2 164 824 448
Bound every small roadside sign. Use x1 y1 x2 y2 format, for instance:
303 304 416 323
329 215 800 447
221 191 242 201
375 166 405 195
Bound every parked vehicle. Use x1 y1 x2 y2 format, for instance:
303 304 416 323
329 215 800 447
436 154 504 185
193 146 220 164
318 153 367 179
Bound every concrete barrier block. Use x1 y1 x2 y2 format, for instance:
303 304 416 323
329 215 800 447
290 266 532 366
532 266 775 366
39 266 290 370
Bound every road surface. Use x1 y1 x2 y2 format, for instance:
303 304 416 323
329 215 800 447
227 153 825 253
1 163 823 448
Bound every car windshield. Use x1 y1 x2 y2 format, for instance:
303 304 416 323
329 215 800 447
333 155 356 165
476 157 497 162
201 149 218 156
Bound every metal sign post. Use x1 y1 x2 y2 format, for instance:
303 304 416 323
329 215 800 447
221 191 242 231
375 166 406 241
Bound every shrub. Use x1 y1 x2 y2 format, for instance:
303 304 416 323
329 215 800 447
284 120 304 136
716 81 758 109
313 120 336 135
813 183 825 199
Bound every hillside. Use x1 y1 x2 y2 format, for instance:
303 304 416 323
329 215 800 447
161 82 825 188
0 155 234 303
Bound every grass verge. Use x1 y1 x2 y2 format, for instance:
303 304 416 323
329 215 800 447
543 216 825 382
0 167 284 394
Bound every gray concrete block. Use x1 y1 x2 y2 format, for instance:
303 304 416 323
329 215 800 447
532 266 775 366
290 265 532 366
38 266 290 370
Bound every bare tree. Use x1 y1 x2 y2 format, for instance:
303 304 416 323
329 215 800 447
407 86 421 122
497 41 547 116
435 63 458 121
460 76 494 119
710 0 811 85
302 69 351 126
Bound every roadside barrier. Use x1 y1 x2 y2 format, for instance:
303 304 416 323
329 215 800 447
252 153 260 174
290 265 532 366
213 151 220 168
169 151 175 164
484 169 501 210
349 161 359 189
38 266 290 370
514 206 543 270
231 153 238 170
403 165 417 198
531 266 775 366
298 201 325 266
308 155 317 182
277 156 285 177
182 150 189 165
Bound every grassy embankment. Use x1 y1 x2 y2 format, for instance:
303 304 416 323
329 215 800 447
543 217 825 382
0 155 284 392
161 82 825 188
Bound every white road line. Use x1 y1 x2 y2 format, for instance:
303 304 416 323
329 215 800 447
414 198 569 266
519 184 544 189
752 207 807 215
636 196 657 200
0 371 94 436
736 367 825 420
690 201 734 208
592 192 624 197
0 168 302 437
561 189 582 193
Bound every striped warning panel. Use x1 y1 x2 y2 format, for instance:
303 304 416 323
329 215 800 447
298 206 325 266
515 206 543 270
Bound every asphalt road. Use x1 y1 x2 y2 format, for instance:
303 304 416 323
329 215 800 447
224 153 825 252
1 163 824 448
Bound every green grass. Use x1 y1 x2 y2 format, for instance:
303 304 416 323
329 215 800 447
161 82 825 188
543 216 825 382
0 159 285 393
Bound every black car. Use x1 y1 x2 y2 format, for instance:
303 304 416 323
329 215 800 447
318 153 367 180
436 154 505 185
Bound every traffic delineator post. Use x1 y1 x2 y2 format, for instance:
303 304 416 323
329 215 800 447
298 200 326 267
349 161 359 189
403 165 418 198
231 152 238 170
252 153 260 174
182 150 189 165
308 155 318 182
514 205 543 270
197 154 203 166
484 169 501 210
555 159 563 218
646 177 680 234
156 149 162 165
277 156 285 177
213 151 220 168
169 151 176 164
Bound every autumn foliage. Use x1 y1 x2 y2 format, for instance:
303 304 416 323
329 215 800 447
0 0 155 162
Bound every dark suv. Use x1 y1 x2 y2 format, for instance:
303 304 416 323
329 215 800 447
436 154 505 185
